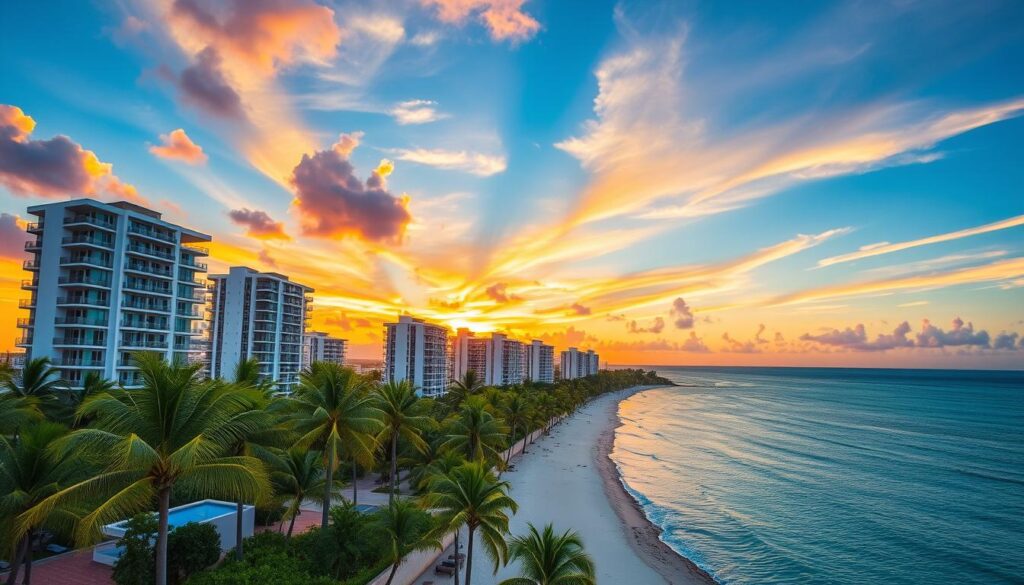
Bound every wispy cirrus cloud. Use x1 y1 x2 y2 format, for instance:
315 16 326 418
817 214 1024 268
387 147 507 176
390 100 449 125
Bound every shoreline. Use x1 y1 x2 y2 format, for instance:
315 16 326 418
595 386 718 585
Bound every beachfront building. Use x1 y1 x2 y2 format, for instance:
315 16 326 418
207 267 313 391
17 198 210 388
303 331 347 367
383 315 449 397
450 329 528 386
559 347 600 380
526 340 555 383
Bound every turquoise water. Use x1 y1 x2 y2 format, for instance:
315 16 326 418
611 367 1024 584
167 501 235 527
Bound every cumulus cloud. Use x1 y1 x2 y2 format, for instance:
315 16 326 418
391 100 449 125
485 282 522 303
291 133 412 242
174 47 246 119
800 322 914 352
387 147 507 176
257 248 277 267
992 332 1019 350
570 302 591 316
722 332 760 353
326 312 373 331
670 297 694 329
627 317 665 334
0 213 26 259
228 208 290 240
681 332 709 353
916 317 990 348
421 0 540 42
0 104 141 200
149 129 207 164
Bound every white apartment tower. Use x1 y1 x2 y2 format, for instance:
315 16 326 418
559 347 599 380
303 331 347 367
450 330 527 386
208 267 313 391
18 199 210 388
526 340 555 383
383 315 449 397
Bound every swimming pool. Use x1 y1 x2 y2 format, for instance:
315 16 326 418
103 501 237 537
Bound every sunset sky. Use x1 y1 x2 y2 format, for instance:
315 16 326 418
2 0 1023 368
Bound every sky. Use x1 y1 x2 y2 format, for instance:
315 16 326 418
1 0 1023 369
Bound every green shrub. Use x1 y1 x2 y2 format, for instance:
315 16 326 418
112 513 158 585
254 502 285 526
185 560 335 585
167 522 220 585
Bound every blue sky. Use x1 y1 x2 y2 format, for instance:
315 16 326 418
1 0 1023 367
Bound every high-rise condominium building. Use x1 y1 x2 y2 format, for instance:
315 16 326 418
559 347 600 380
383 315 449 397
526 340 555 383
450 330 527 386
208 267 312 391
18 199 210 388
303 331 347 367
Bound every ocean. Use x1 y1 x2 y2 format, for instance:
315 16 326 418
610 367 1024 584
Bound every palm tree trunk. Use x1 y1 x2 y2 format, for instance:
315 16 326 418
384 562 399 585
504 423 516 464
287 509 298 538
352 460 358 506
234 500 244 561
21 531 32 585
4 533 27 585
390 432 398 504
156 488 171 585
453 528 460 585
465 525 475 585
520 432 529 456
322 445 334 529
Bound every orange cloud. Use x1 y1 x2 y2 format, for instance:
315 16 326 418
149 128 207 164
0 104 144 202
228 208 290 240
422 0 540 42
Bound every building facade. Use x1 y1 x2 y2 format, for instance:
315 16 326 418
303 331 347 367
450 330 529 386
383 315 449 397
559 347 599 380
526 340 555 383
207 267 312 391
18 199 210 388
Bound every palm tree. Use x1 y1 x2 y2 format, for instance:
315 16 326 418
3 357 66 421
446 370 485 410
443 396 509 464
0 393 42 438
0 422 82 585
291 362 382 527
64 371 116 428
499 523 596 585
374 499 439 585
19 354 271 585
270 447 338 537
372 380 433 503
500 393 531 464
426 461 518 585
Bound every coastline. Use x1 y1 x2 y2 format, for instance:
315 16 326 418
596 386 718 585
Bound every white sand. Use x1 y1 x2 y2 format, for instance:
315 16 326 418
474 387 685 585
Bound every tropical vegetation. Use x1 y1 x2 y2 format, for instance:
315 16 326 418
0 349 668 585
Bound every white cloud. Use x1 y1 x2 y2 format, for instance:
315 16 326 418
390 100 449 125
387 147 507 176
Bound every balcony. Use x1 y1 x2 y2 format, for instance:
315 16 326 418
122 300 170 313
121 339 168 349
55 316 107 327
65 215 116 231
123 281 173 296
15 335 32 346
20 279 37 290
62 235 113 249
61 255 113 269
58 357 105 368
125 263 173 278
181 245 209 256
56 297 110 308
59 276 111 287
122 320 169 331
181 259 208 271
24 240 42 251
16 317 33 328
18 298 35 309
127 244 174 261
179 278 206 287
128 223 176 243
23 260 40 271
53 337 106 347
26 221 44 233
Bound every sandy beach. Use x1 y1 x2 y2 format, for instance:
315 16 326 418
472 386 716 585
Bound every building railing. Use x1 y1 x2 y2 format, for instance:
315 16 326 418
122 320 169 331
65 215 116 230
123 281 173 295
59 276 111 287
21 279 37 289
126 263 173 277
24 240 41 250
128 223 175 243
26 221 44 232
62 236 113 248
59 358 105 367
55 316 107 326
18 298 35 308
181 245 209 256
23 260 40 270
126 244 174 260
120 339 168 349
122 299 170 312
15 335 32 346
53 338 106 346
56 297 110 307
61 255 113 268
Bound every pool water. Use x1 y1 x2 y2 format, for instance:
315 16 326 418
167 502 236 528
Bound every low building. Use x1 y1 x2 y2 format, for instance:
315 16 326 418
303 331 347 367
559 347 599 380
